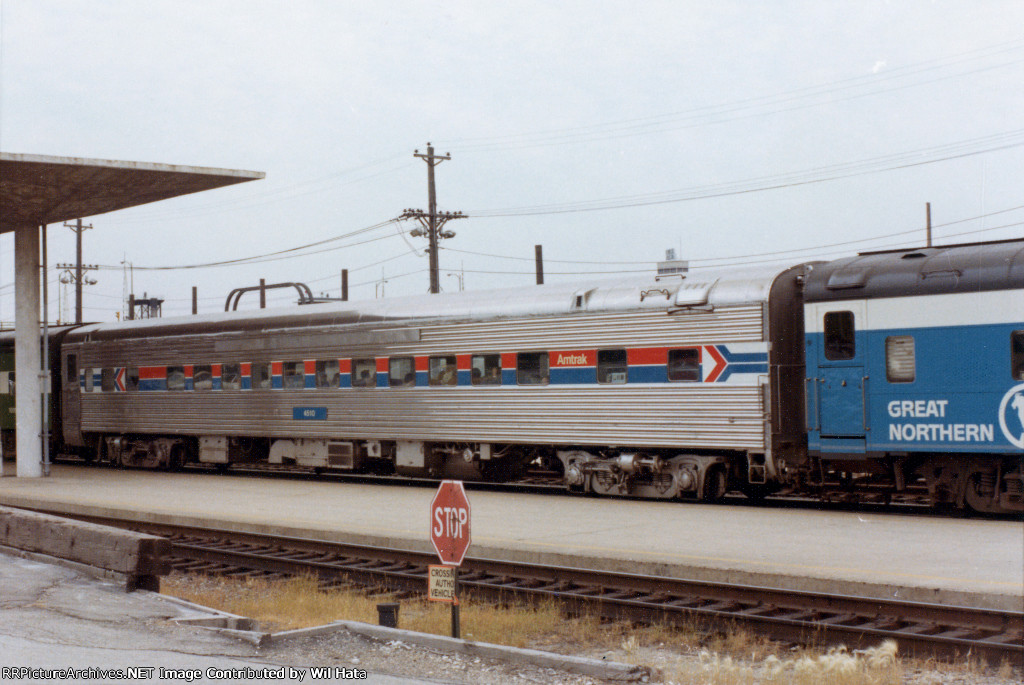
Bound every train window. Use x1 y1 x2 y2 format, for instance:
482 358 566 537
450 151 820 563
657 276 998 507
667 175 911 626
389 357 415 387
315 360 341 388
352 358 376 388
126 367 139 392
222 363 241 390
82 368 93 392
429 355 457 386
516 352 549 385
597 349 628 384
167 366 186 391
667 349 700 381
282 361 305 389
0 371 10 395
66 354 76 380
252 363 272 390
824 311 856 360
100 368 116 392
885 336 915 383
193 364 214 391
471 354 501 385
1013 331 1024 380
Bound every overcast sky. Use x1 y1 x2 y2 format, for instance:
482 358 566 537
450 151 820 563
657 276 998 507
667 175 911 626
1 1 1022 321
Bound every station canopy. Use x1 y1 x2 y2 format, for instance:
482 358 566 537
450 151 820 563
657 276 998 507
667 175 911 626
0 152 264 231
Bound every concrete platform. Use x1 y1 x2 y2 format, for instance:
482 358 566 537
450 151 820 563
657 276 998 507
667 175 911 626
0 552 432 684
1 465 1021 611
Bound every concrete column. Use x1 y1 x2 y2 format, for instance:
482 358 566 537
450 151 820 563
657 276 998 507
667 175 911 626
15 224 42 477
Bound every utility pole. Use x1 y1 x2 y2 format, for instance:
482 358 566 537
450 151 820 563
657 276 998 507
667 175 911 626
57 218 97 324
925 202 932 247
401 143 466 294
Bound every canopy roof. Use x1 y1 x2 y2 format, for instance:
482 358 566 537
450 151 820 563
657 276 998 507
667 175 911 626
1 152 264 230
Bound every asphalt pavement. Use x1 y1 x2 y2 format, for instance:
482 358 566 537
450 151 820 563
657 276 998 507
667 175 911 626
0 552 445 685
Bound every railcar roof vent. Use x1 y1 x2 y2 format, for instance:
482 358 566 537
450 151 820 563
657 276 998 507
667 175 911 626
674 279 716 306
571 288 597 310
901 252 927 259
825 266 870 290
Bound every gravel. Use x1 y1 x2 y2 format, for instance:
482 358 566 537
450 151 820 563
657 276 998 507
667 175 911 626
254 625 1022 685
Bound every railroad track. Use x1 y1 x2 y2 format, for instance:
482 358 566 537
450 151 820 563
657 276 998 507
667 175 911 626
59 514 1024 666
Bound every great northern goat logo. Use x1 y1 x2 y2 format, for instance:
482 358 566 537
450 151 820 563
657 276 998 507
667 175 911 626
998 384 1024 449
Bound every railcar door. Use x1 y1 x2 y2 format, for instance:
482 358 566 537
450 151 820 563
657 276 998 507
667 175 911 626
813 304 868 441
61 350 83 446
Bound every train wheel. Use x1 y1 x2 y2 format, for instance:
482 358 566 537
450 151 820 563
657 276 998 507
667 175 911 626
700 466 727 503
167 445 185 472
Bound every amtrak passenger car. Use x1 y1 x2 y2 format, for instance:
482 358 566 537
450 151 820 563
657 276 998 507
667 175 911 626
804 240 1024 514
59 262 809 504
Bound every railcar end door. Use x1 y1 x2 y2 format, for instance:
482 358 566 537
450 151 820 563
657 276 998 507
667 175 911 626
814 303 868 441
61 351 83 446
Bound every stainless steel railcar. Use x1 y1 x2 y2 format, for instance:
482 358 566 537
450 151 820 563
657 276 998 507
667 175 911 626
59 263 811 501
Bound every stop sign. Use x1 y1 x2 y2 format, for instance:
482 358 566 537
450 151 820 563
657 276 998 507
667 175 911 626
430 480 471 566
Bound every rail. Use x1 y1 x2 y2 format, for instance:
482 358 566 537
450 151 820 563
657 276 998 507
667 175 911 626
50 514 1023 666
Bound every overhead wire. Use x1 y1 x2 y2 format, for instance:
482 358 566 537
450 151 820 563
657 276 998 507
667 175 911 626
99 154 414 224
90 218 403 271
438 39 1024 151
466 130 1024 217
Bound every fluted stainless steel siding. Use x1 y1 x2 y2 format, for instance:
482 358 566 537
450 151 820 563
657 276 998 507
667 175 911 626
75 304 769 451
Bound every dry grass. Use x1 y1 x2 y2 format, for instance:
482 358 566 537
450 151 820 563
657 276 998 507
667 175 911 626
161 573 1019 685
162 572 641 648
660 641 901 685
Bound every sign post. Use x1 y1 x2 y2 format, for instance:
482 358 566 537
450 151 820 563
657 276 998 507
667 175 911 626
429 480 471 638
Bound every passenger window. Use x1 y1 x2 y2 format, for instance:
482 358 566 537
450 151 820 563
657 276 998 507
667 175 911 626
167 366 186 391
516 352 549 385
389 357 416 387
282 361 305 389
222 363 241 390
193 364 213 391
101 368 116 392
885 336 915 383
471 354 501 385
66 354 77 380
1013 331 1024 380
83 368 93 392
126 367 139 392
824 311 856 360
429 355 457 386
668 349 700 382
316 360 341 388
352 358 376 388
597 349 628 384
252 363 272 390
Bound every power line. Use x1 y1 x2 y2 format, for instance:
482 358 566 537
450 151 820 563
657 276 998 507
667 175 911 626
438 39 1024 152
466 130 1024 217
91 219 403 271
99 155 414 224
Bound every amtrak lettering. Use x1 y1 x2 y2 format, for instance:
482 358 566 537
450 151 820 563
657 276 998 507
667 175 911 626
555 353 591 366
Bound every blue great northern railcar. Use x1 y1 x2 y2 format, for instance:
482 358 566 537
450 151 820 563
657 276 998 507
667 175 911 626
804 239 1024 513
